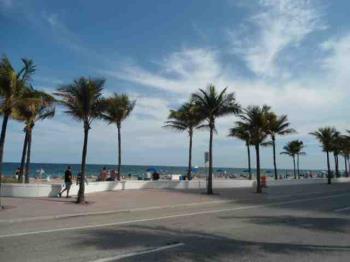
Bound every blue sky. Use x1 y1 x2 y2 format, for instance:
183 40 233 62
1 0 350 169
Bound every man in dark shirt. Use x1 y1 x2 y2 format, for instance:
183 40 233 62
58 166 73 198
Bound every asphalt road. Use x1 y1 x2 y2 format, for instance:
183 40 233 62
1 183 350 261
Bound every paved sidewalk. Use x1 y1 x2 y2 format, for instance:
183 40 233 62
0 188 235 222
1 183 350 223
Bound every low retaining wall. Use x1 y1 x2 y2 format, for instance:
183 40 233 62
1 177 349 198
1 179 254 198
251 177 350 187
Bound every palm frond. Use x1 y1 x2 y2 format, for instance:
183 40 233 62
55 77 105 125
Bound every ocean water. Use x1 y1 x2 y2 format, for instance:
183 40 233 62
2 162 322 179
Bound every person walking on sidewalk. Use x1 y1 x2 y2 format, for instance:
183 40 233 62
58 166 73 198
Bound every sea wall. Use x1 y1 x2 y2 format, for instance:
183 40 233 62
1 177 350 198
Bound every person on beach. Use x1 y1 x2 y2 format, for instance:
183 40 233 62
15 167 20 179
97 167 108 181
107 169 118 181
58 166 73 198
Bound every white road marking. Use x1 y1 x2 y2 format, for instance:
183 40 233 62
334 206 350 212
0 199 232 224
1 191 350 239
91 243 184 262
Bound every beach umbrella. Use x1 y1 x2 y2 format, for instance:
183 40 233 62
146 167 158 173
191 166 199 173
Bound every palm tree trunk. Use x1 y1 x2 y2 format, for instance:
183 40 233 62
334 153 339 178
207 126 213 195
24 128 32 184
344 155 348 177
255 144 261 193
117 124 121 177
0 113 9 207
272 136 278 180
326 151 331 184
77 123 89 204
246 142 252 180
293 155 296 179
18 130 28 183
297 154 300 179
337 155 340 177
347 155 350 177
187 129 193 180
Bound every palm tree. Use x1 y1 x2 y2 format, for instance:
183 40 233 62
192 85 240 194
330 132 342 178
236 105 270 193
0 56 35 206
266 112 295 180
339 135 350 177
340 135 350 177
229 123 252 180
164 102 203 180
55 77 105 203
102 94 135 177
13 89 55 183
310 127 338 184
294 140 305 179
281 141 299 179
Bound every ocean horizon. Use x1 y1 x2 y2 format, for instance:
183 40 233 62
2 162 326 178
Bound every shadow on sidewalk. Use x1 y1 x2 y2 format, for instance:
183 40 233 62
71 224 350 261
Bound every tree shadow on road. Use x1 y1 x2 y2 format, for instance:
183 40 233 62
218 215 350 233
71 224 350 262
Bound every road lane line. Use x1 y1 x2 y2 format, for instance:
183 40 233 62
1 191 350 239
0 199 232 224
91 243 184 262
335 206 350 212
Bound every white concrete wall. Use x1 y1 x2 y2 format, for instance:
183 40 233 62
1 179 254 198
266 177 350 187
1 177 349 198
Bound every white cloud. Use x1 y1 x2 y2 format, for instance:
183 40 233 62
321 34 350 85
104 48 222 94
230 0 325 77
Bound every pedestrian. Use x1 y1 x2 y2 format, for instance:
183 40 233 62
58 166 73 198
15 167 20 180
77 172 88 185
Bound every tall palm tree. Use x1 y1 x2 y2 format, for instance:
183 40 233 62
236 105 270 193
330 132 342 178
229 123 252 180
310 127 338 184
164 102 203 180
102 94 135 177
192 85 240 194
281 140 299 179
339 135 350 177
55 77 105 203
0 56 35 206
294 140 305 179
340 135 350 177
13 89 55 183
266 112 295 180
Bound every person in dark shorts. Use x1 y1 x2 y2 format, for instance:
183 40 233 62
58 166 73 198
